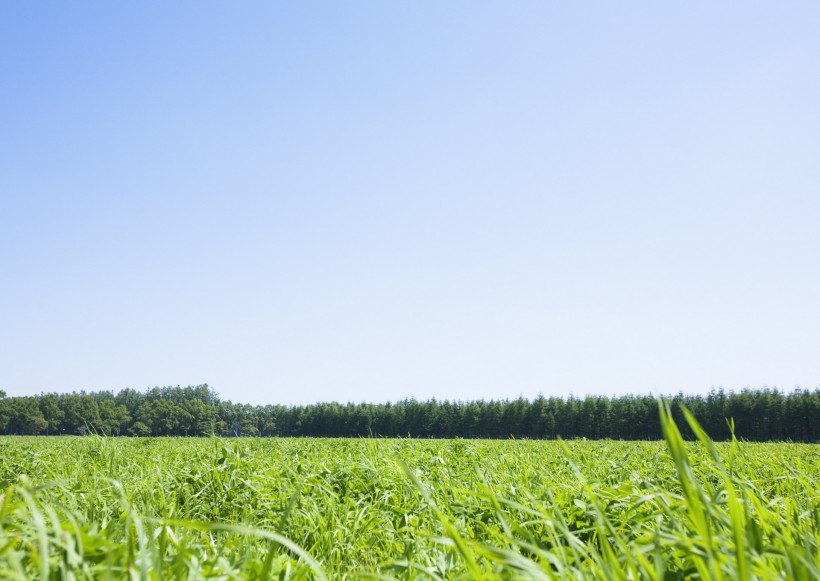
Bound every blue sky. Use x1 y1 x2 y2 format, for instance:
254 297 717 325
2 2 819 405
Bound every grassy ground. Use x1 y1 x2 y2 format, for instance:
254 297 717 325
1 404 819 579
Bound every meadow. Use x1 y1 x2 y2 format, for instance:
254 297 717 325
1 405 819 579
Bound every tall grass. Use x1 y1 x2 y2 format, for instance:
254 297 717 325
0 402 818 578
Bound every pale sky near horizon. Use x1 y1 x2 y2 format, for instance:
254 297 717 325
2 2 819 406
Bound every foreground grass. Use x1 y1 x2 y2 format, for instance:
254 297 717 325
1 404 819 579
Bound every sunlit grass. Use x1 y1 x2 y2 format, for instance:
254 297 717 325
1 403 819 579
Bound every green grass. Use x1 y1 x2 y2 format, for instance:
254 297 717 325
1 404 819 579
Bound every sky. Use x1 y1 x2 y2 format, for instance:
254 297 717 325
2 2 819 406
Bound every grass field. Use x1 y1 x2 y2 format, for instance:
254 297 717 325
1 405 819 579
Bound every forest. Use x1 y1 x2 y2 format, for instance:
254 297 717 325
0 385 817 441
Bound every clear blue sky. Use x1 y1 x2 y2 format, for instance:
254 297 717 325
2 2 819 405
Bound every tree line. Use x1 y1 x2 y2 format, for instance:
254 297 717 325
0 385 818 441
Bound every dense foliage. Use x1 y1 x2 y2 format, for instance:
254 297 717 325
1 404 819 578
0 385 819 440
